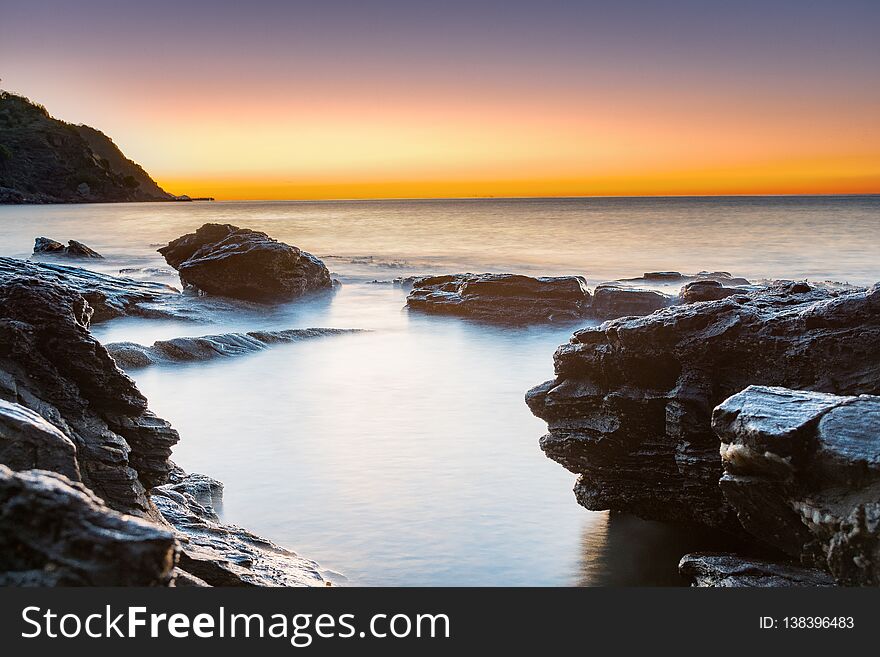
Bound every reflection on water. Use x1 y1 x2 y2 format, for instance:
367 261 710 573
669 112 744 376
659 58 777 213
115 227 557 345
578 513 752 586
1 197 878 585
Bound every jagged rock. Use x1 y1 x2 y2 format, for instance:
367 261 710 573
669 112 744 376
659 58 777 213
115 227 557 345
0 257 180 322
34 237 103 259
0 278 178 515
679 553 834 587
0 399 80 480
526 281 880 530
407 273 591 323
590 283 673 318
714 386 880 585
153 469 326 587
158 223 332 302
106 328 364 369
0 465 176 586
679 279 749 303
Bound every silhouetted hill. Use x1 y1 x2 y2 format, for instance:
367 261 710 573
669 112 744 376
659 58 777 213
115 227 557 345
0 91 173 204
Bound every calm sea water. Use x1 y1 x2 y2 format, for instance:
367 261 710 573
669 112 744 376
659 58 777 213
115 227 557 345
1 196 877 585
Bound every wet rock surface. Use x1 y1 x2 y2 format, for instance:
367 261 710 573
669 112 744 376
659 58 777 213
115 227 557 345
0 465 176 586
159 223 332 302
406 273 592 323
0 399 80 480
526 281 880 530
679 552 834 587
153 468 327 587
679 279 751 303
0 257 181 322
34 237 103 259
106 328 364 369
715 386 880 585
0 278 179 515
589 283 673 318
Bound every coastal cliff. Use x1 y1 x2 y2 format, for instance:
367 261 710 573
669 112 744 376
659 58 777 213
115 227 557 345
0 91 172 204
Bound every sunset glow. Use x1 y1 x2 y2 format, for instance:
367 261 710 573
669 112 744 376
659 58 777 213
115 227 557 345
2 0 878 199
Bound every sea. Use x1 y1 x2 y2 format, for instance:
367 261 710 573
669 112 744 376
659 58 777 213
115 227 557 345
1 195 877 585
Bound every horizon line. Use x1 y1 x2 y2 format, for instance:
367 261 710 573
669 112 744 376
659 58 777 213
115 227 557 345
169 192 880 204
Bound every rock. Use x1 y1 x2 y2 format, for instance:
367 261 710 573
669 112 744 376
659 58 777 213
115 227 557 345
158 223 332 302
679 553 834 587
34 237 103 259
622 271 751 287
0 256 181 322
590 283 673 318
106 328 364 369
407 273 591 323
679 279 748 303
153 469 327 587
0 465 176 586
714 385 880 585
0 399 80 481
0 278 179 515
526 281 880 530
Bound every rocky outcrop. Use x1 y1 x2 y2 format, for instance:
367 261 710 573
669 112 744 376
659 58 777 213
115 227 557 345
526 282 880 531
0 91 173 204
158 223 332 302
406 271 754 323
34 237 103 259
0 257 181 322
590 283 672 318
406 273 592 323
153 467 326 587
0 278 179 515
714 386 880 585
623 271 751 287
0 465 176 586
679 553 834 587
106 328 364 369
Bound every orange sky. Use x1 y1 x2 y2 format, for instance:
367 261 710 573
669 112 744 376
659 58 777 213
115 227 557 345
3 1 879 199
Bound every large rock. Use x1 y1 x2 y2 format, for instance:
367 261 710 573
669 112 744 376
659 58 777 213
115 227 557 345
0 278 179 515
153 468 327 587
0 465 176 586
526 281 880 530
406 273 592 323
34 237 103 259
714 386 880 585
0 257 180 322
679 279 749 303
679 552 834 587
158 223 332 302
590 283 673 318
106 328 363 369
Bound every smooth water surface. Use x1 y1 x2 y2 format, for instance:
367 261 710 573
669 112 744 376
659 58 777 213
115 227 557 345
1 196 877 585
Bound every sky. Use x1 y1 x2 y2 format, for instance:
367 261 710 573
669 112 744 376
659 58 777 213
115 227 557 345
2 0 879 199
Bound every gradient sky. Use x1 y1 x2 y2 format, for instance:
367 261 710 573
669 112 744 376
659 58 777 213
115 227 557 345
2 0 879 199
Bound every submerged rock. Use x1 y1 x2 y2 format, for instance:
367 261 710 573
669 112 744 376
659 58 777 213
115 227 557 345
159 223 332 302
679 553 834 587
106 328 364 369
0 279 179 515
34 237 103 259
715 386 880 585
0 256 180 322
590 283 673 318
0 465 176 586
526 281 880 530
153 468 327 587
407 273 592 323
